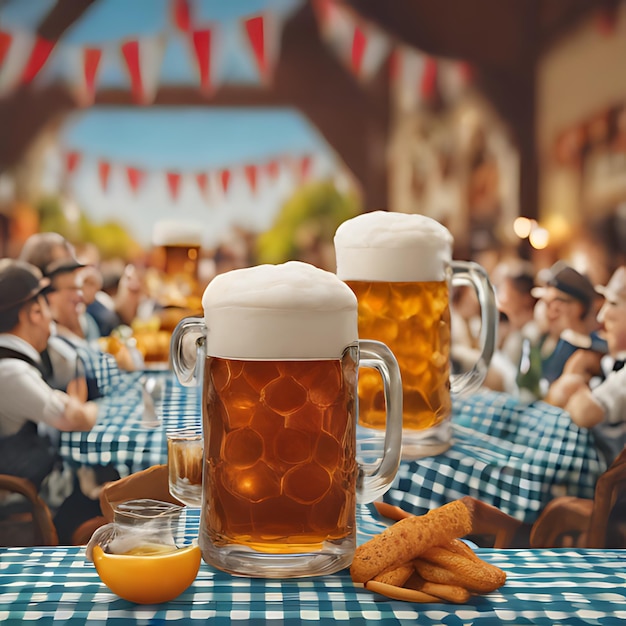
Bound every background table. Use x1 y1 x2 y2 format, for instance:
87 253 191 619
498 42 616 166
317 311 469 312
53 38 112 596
59 376 607 525
383 390 607 524
1 542 624 625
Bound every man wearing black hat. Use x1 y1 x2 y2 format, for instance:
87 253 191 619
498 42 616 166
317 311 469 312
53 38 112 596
546 266 626 465
0 259 98 436
517 261 605 398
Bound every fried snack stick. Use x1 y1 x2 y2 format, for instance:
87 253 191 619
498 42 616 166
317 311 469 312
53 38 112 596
414 547 506 593
350 500 472 584
364 580 441 603
404 573 471 604
372 563 414 587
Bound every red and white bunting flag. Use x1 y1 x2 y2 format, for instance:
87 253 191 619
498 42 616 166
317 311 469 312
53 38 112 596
298 155 313 182
350 21 390 81
172 0 192 33
65 44 103 106
420 56 438 100
242 12 282 83
244 164 258 194
21 35 54 83
438 59 468 104
65 151 81 177
196 172 209 198
391 46 427 109
166 171 182 201
0 29 34 94
120 34 166 104
98 160 111 193
265 158 281 180
126 166 145 195
189 26 222 96
219 169 231 195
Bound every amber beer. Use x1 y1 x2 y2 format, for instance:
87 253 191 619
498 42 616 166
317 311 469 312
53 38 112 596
170 260 403 577
334 210 500 459
346 280 452 431
202 354 357 553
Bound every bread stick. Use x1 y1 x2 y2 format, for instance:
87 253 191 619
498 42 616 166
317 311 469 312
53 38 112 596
364 580 441 603
372 563 414 587
350 500 472 583
415 548 506 593
404 573 471 604
443 538 481 562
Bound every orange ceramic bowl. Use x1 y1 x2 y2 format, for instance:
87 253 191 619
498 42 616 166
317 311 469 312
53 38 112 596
92 544 201 604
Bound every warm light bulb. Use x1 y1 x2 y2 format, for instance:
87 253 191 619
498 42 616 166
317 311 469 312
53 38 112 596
513 217 533 239
529 226 549 249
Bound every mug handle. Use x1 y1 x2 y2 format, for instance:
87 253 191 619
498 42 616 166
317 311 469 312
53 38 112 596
449 261 497 396
355 339 403 504
170 317 207 387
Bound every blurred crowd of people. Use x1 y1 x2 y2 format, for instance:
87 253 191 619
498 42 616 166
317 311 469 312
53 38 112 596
452 255 626 465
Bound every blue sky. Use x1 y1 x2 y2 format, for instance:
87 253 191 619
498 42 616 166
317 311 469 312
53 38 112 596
1 0 339 248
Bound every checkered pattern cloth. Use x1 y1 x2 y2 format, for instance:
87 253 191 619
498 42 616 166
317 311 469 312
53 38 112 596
1 540 624 624
59 371 201 476
383 390 608 524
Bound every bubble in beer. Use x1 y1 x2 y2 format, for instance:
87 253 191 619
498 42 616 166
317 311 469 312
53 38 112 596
224 428 264 468
283 462 332 504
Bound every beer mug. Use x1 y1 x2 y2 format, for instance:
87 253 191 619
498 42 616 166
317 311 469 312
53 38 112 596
152 219 202 279
171 261 403 578
334 211 497 460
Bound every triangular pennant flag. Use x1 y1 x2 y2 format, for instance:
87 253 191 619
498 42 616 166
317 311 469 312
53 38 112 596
244 164 258 194
351 26 367 76
67 45 102 106
298 155 313 182
21 35 54 83
420 56 438 100
242 12 282 83
166 171 182 201
82 48 102 104
196 172 209 197
120 35 166 104
126 166 145 195
0 31 12 66
0 29 35 94
98 160 111 193
190 28 214 95
65 151 81 176
265 159 280 180
244 15 267 78
392 46 427 109
172 0 192 33
219 169 231 195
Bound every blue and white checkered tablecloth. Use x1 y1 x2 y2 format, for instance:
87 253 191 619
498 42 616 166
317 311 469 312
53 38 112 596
1 541 625 625
383 390 607 524
59 371 202 476
60 377 607 525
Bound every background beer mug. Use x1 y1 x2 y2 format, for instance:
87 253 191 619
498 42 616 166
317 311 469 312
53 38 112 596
334 211 497 460
171 261 402 578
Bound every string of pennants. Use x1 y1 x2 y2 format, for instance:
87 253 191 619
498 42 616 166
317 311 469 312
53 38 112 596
62 149 314 203
0 0 472 106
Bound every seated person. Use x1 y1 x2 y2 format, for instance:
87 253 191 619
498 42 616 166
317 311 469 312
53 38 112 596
546 266 626 466
517 261 606 399
0 259 101 543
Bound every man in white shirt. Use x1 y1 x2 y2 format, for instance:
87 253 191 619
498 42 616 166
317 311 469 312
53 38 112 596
0 260 98 437
547 266 626 464
0 259 99 543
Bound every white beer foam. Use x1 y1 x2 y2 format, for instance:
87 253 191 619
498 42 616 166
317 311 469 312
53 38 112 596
152 219 203 247
334 211 453 282
202 261 358 359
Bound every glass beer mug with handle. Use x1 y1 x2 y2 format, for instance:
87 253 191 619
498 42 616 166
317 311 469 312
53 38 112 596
335 211 497 460
171 261 403 579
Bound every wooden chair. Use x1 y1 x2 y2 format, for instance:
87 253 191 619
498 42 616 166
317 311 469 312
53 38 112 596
530 447 626 548
0 474 58 546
